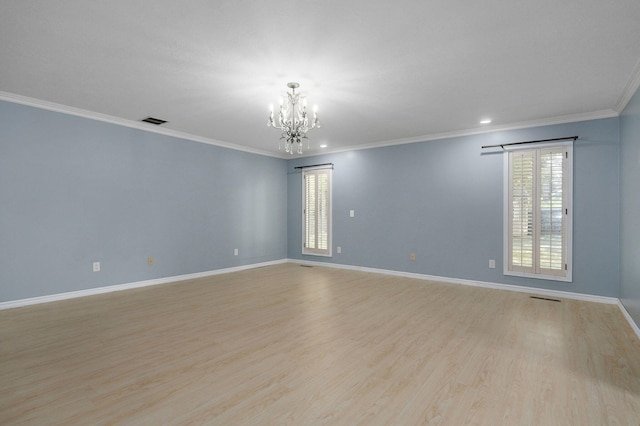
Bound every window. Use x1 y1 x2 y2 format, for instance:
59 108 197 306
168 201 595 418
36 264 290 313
505 143 572 281
303 168 332 256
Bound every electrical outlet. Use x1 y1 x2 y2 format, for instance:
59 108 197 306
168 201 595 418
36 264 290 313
337 246 342 254
489 259 496 269
93 261 100 272
410 253 416 261
349 210 355 217
148 257 154 266
234 248 239 256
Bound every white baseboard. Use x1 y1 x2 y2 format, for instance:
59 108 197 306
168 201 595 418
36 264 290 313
0 259 287 310
288 259 619 305
289 259 640 340
617 300 640 341
4 258 639 342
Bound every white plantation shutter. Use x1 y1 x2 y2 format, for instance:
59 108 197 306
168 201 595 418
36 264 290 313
538 148 566 276
305 172 317 250
506 144 572 281
510 150 535 272
303 168 332 256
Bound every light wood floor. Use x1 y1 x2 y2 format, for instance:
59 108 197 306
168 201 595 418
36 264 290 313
1 264 640 425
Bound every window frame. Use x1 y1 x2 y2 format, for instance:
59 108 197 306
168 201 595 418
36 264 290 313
503 141 573 282
302 166 332 257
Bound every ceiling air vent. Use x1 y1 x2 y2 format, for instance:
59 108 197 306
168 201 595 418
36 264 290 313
141 117 167 125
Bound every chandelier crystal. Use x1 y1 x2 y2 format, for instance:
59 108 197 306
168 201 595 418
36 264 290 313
267 82 320 155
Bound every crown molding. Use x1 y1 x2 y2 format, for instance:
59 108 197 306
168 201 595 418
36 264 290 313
615 59 640 113
2 91 622 160
0 91 282 159
298 109 619 157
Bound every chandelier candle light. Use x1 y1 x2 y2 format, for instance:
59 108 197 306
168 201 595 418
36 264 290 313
267 82 320 154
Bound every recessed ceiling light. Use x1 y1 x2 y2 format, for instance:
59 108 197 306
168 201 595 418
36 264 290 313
320 144 328 148
480 119 492 125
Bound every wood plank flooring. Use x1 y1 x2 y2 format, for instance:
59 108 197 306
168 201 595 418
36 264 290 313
1 264 639 424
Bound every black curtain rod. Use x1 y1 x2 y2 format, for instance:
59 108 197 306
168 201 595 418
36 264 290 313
481 136 578 149
294 163 334 170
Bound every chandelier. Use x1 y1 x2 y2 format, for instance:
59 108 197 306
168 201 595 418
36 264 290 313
267 82 320 154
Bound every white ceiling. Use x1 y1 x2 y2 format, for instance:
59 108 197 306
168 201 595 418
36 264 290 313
2 1 640 157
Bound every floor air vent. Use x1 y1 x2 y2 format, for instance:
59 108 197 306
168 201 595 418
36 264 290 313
300 265 313 268
530 296 561 303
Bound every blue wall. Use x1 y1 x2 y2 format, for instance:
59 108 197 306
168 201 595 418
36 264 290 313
0 98 626 304
288 118 621 297
0 101 287 302
620 85 640 326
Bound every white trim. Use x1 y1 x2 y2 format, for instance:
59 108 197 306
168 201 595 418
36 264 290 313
295 109 618 157
2 91 621 160
4 258 637 340
499 140 575 152
615 59 640 113
297 258 635 339
0 91 281 159
299 164 334 171
617 300 640 341
503 142 573 282
503 150 510 281
504 270 572 282
287 259 618 305
301 168 332 257
0 259 287 310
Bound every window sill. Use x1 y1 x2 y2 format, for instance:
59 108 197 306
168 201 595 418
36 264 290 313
504 269 572 283
302 251 332 258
